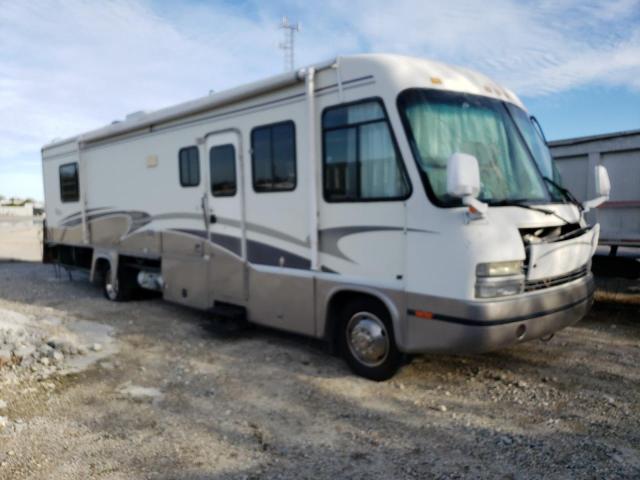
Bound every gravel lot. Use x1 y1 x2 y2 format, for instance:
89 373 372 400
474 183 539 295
0 228 639 479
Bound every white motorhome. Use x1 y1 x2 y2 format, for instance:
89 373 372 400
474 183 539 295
41 54 611 380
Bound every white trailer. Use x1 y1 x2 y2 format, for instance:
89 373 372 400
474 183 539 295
549 129 640 254
41 54 610 380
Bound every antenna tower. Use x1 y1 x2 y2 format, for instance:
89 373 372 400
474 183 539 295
279 17 300 72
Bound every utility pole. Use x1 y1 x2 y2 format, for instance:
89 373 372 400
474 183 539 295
279 16 300 72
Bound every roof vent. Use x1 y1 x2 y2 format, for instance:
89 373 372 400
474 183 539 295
125 110 148 122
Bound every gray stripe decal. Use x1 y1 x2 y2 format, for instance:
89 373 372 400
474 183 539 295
211 233 241 256
61 210 151 234
171 229 241 257
172 228 309 269
246 240 310 270
319 226 437 263
172 228 208 239
152 212 203 222
150 212 307 247
245 221 309 248
60 207 112 223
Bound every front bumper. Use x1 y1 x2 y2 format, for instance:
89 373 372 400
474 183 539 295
401 273 594 354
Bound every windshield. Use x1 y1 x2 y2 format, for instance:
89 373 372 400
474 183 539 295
397 89 552 205
505 103 565 200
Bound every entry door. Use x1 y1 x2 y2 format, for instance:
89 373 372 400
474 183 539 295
161 144 209 309
205 131 246 303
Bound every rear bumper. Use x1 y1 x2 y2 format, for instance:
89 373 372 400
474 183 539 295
401 273 594 354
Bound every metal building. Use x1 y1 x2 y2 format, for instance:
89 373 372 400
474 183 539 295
549 129 640 253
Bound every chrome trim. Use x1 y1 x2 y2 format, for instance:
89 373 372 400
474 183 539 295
525 265 588 292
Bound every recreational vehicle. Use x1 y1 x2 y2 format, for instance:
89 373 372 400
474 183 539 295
41 54 611 380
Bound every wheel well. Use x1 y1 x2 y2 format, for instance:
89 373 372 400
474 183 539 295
94 257 111 282
325 291 391 353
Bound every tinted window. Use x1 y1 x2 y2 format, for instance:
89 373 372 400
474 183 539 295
251 121 296 192
59 162 79 202
210 144 237 197
179 146 200 187
322 100 410 201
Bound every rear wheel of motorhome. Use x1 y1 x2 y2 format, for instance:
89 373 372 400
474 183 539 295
102 266 132 302
339 298 401 381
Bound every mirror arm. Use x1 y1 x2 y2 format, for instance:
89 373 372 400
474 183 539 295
582 195 609 213
462 196 488 219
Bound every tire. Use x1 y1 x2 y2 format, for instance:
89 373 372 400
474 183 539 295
338 297 401 381
102 265 134 302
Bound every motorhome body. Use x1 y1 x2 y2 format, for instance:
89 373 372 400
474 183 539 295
41 54 601 380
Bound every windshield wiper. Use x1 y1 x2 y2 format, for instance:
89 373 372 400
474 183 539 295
489 199 571 224
542 176 583 211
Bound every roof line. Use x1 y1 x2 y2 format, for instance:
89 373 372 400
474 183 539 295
43 57 337 151
548 128 640 147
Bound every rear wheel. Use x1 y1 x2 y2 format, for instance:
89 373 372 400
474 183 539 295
102 265 134 302
338 298 401 381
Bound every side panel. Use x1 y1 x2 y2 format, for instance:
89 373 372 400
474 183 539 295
248 266 315 335
161 231 209 309
600 149 640 244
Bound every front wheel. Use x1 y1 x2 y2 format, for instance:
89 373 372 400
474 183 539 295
338 298 401 381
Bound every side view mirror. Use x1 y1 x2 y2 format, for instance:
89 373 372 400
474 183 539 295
583 165 611 212
446 152 487 216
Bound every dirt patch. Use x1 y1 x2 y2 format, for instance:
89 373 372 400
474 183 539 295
0 261 638 479
0 218 42 262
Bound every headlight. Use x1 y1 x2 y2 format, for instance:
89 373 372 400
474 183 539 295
476 260 523 277
475 260 524 298
475 276 524 298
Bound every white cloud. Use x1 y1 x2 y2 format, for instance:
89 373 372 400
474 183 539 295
1 0 639 199
298 0 640 95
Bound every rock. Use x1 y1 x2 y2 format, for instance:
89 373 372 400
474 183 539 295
0 416 7 430
50 351 64 363
499 435 514 445
91 343 102 352
47 337 79 356
0 399 6 411
38 344 53 356
118 384 164 404
98 361 114 370
13 344 36 360
40 357 50 366
0 349 11 366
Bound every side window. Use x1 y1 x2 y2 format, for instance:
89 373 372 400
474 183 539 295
251 121 296 192
179 146 200 187
322 100 410 202
59 162 80 202
210 144 237 197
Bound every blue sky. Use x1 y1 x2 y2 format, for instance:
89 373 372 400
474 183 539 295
1 0 639 200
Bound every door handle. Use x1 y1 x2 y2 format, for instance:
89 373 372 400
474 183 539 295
210 214 217 224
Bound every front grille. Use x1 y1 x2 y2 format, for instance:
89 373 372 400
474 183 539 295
524 265 589 292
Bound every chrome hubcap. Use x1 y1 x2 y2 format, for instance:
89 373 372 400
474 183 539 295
105 271 118 300
346 312 389 367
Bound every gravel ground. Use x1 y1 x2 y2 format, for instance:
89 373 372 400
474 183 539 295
0 260 638 480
